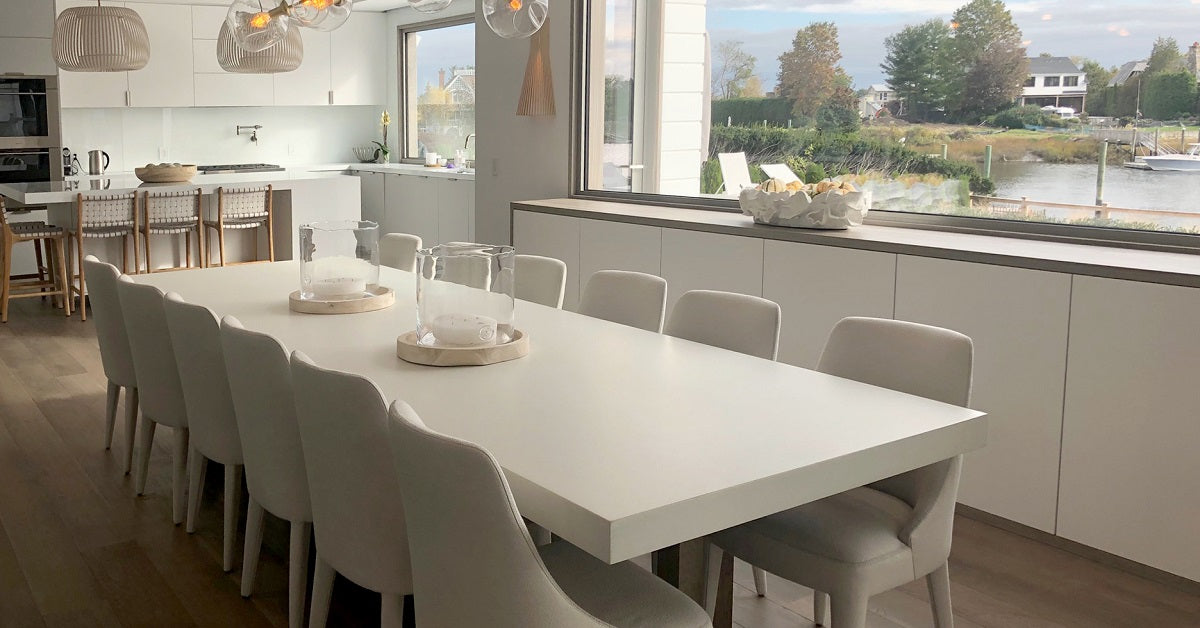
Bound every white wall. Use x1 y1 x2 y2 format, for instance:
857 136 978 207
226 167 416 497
60 105 382 172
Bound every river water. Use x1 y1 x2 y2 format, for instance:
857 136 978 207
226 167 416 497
988 162 1200 214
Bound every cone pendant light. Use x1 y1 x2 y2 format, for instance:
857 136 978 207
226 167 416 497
516 17 554 116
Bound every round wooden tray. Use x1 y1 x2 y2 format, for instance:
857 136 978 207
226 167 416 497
134 165 198 183
289 286 394 314
396 329 529 367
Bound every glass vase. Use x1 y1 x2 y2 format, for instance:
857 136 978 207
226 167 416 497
298 220 380 300
416 243 516 347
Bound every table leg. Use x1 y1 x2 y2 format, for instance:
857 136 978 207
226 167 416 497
652 539 708 603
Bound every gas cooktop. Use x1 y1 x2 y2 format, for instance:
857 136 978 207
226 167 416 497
197 163 285 174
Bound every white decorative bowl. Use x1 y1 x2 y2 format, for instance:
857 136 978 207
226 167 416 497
739 186 871 230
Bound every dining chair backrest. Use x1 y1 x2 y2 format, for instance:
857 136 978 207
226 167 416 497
514 254 567 308
665 290 781 360
219 316 311 523
115 276 187 428
578 270 668 333
289 352 412 594
82 256 136 388
380 233 422 272
386 403 608 627
816 316 974 576
78 192 137 230
144 189 202 226
216 186 271 221
162 295 242 464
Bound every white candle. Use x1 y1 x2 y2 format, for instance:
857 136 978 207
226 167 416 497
432 313 498 347
310 277 366 299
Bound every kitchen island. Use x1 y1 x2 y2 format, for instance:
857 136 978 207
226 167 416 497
0 169 361 273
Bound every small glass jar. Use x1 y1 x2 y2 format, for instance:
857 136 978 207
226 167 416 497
298 220 380 300
416 243 515 347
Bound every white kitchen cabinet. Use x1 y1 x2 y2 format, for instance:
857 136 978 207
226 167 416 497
192 40 221 74
0 37 56 76
357 171 385 227
0 0 54 38
512 211 581 310
190 4 226 39
273 28 332 106
438 177 473 244
127 3 194 107
384 173 439 246
329 12 387 106
763 241 896 369
1058 277 1200 581
894 256 1071 533
660 228 763 315
578 219 662 296
56 1 129 107
194 72 273 107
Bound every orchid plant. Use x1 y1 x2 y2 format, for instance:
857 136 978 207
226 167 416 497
373 110 392 163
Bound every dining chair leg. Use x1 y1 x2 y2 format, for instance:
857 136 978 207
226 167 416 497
241 498 265 597
815 591 829 627
222 464 242 572
753 566 767 597
380 593 405 628
185 444 207 533
1 240 12 323
830 590 869 628
218 227 226 267
75 238 87 321
122 387 138 475
171 427 189 525
135 415 157 495
54 237 70 316
143 231 152 274
104 381 119 450
288 521 311 628
309 554 335 628
927 562 954 628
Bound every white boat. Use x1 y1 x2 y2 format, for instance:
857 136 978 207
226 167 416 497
1137 143 1200 171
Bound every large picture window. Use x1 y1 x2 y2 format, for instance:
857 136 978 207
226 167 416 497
577 0 1200 242
400 18 476 162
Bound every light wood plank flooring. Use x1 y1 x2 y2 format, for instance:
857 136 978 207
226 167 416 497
1 298 1198 627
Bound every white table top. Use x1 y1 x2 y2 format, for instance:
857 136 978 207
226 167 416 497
134 262 987 563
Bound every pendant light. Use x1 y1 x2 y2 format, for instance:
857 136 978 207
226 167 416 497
291 0 356 30
53 1 150 72
408 0 453 14
226 0 292 52
217 20 303 73
484 0 548 39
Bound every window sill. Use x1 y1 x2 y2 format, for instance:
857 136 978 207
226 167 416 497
512 198 1200 289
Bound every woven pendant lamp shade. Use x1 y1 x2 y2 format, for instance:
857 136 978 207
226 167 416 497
53 5 150 72
217 21 303 74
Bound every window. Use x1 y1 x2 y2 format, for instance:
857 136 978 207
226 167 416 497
575 0 1200 244
399 19 475 162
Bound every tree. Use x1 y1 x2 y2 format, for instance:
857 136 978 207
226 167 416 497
1146 37 1183 75
816 83 860 133
881 19 954 121
742 75 764 98
777 22 846 119
1142 70 1197 119
712 40 757 100
947 0 1028 120
1079 59 1115 115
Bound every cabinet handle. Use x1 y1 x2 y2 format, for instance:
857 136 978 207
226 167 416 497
328 90 334 105
125 90 131 107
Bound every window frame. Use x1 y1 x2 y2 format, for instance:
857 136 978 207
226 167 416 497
397 15 476 164
566 0 1200 254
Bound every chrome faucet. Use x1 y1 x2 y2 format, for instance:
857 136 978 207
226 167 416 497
237 125 262 143
463 133 476 150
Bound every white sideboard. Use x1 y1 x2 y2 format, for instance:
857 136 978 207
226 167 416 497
511 204 1200 583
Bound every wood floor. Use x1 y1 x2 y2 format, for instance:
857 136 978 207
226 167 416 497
1 297 1198 628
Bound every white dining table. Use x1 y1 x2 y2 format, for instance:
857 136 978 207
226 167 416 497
134 261 987 602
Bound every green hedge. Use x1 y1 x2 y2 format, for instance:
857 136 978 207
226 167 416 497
711 98 798 128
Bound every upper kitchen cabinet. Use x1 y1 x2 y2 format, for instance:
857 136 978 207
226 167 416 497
190 4 226 39
0 0 56 75
328 12 387 105
126 3 195 107
272 28 332 106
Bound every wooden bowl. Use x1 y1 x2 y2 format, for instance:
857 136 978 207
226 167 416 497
134 164 198 183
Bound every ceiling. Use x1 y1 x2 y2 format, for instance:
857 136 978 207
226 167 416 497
121 0 410 12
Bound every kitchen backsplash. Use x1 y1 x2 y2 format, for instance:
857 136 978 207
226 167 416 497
60 105 387 173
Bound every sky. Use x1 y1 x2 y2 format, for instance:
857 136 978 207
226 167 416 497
707 0 1200 89
409 21 475 97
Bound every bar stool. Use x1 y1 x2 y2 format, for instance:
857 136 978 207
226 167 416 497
1 199 71 322
141 189 204 272
68 192 138 321
204 185 274 267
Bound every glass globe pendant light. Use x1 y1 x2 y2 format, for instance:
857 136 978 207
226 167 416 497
226 0 292 52
290 0 355 31
407 0 453 14
484 0 548 39
53 1 150 72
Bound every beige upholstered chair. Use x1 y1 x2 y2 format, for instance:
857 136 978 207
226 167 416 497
69 192 138 320
706 317 974 628
81 256 136 474
386 402 712 628
578 270 668 333
142 189 204 272
665 289 781 360
515 254 567 308
204 185 273 266
379 232 422 272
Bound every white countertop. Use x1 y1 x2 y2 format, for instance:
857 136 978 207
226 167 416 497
0 163 473 206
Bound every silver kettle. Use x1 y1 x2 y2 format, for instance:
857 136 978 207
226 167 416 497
87 149 110 175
